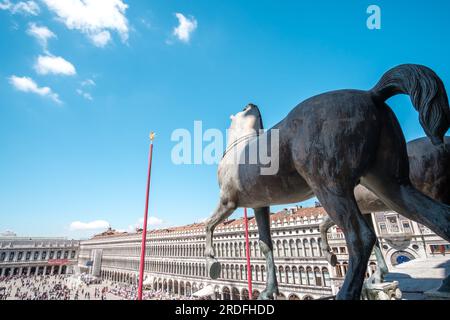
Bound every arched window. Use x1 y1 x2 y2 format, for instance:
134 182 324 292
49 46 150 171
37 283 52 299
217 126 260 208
289 240 295 257
283 240 289 257
261 265 266 282
343 262 349 275
322 267 330 287
255 265 260 282
300 267 306 285
314 267 322 286
277 241 282 257
286 266 292 284
292 266 298 284
311 239 317 257
318 238 323 256
296 239 303 257
306 267 314 285
278 266 284 283
335 263 343 277
303 239 310 257
255 241 260 257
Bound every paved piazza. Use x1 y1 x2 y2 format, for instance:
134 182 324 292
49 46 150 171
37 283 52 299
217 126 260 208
0 275 197 300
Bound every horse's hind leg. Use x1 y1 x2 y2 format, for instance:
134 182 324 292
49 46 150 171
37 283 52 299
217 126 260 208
254 207 279 300
361 105 450 292
319 216 338 266
362 214 389 284
313 188 377 300
362 173 450 292
205 198 236 279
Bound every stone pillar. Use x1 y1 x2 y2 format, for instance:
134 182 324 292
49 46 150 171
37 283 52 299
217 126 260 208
27 267 32 276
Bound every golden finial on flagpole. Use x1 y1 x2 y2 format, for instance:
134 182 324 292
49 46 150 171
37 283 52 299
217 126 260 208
149 132 156 142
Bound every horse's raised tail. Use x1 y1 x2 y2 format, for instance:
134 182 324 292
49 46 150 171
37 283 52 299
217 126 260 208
371 64 450 146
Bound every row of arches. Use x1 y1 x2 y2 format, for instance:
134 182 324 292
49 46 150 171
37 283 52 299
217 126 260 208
213 238 324 259
219 263 331 287
148 277 317 300
102 270 138 285
98 237 325 260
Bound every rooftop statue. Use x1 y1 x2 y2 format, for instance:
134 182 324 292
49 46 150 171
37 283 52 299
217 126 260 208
204 64 450 300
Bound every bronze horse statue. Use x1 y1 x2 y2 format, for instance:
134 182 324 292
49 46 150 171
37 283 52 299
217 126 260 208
204 64 450 300
320 136 450 286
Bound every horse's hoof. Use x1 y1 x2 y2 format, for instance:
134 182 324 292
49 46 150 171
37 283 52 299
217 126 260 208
258 288 278 300
326 252 337 267
207 258 221 280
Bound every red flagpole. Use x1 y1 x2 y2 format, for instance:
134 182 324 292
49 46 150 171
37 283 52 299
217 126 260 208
243 208 253 300
137 133 155 300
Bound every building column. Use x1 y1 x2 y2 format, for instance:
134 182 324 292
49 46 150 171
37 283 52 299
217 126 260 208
27 267 32 276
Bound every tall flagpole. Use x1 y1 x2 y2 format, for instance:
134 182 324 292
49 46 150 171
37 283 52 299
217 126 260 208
243 208 253 300
138 132 155 300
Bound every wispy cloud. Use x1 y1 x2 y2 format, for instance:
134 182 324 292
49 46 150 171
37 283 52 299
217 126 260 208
81 79 96 87
9 75 61 104
69 220 110 231
27 23 56 51
34 55 76 76
173 13 197 43
76 89 93 101
0 0 40 15
41 0 129 47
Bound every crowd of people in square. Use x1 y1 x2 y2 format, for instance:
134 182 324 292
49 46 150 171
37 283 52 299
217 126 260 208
0 274 199 300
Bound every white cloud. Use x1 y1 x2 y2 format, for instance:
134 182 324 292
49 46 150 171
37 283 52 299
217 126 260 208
81 79 95 87
34 55 76 76
27 23 56 49
9 75 61 104
173 13 197 43
76 89 92 101
0 1 40 15
69 220 110 231
138 216 164 226
42 0 129 47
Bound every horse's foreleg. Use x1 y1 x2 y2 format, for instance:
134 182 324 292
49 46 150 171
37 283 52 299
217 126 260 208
205 199 236 279
254 207 279 300
319 216 338 266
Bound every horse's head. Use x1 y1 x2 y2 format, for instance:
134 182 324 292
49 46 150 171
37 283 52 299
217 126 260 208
229 103 263 134
226 104 263 151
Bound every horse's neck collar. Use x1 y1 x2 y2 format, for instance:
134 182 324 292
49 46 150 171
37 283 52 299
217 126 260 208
223 130 261 159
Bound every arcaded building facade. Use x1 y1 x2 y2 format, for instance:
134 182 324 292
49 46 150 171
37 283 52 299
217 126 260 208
78 206 449 300
0 236 79 277
79 207 373 300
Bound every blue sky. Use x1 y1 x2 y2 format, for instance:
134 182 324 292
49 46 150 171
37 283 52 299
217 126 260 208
1 0 449 239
